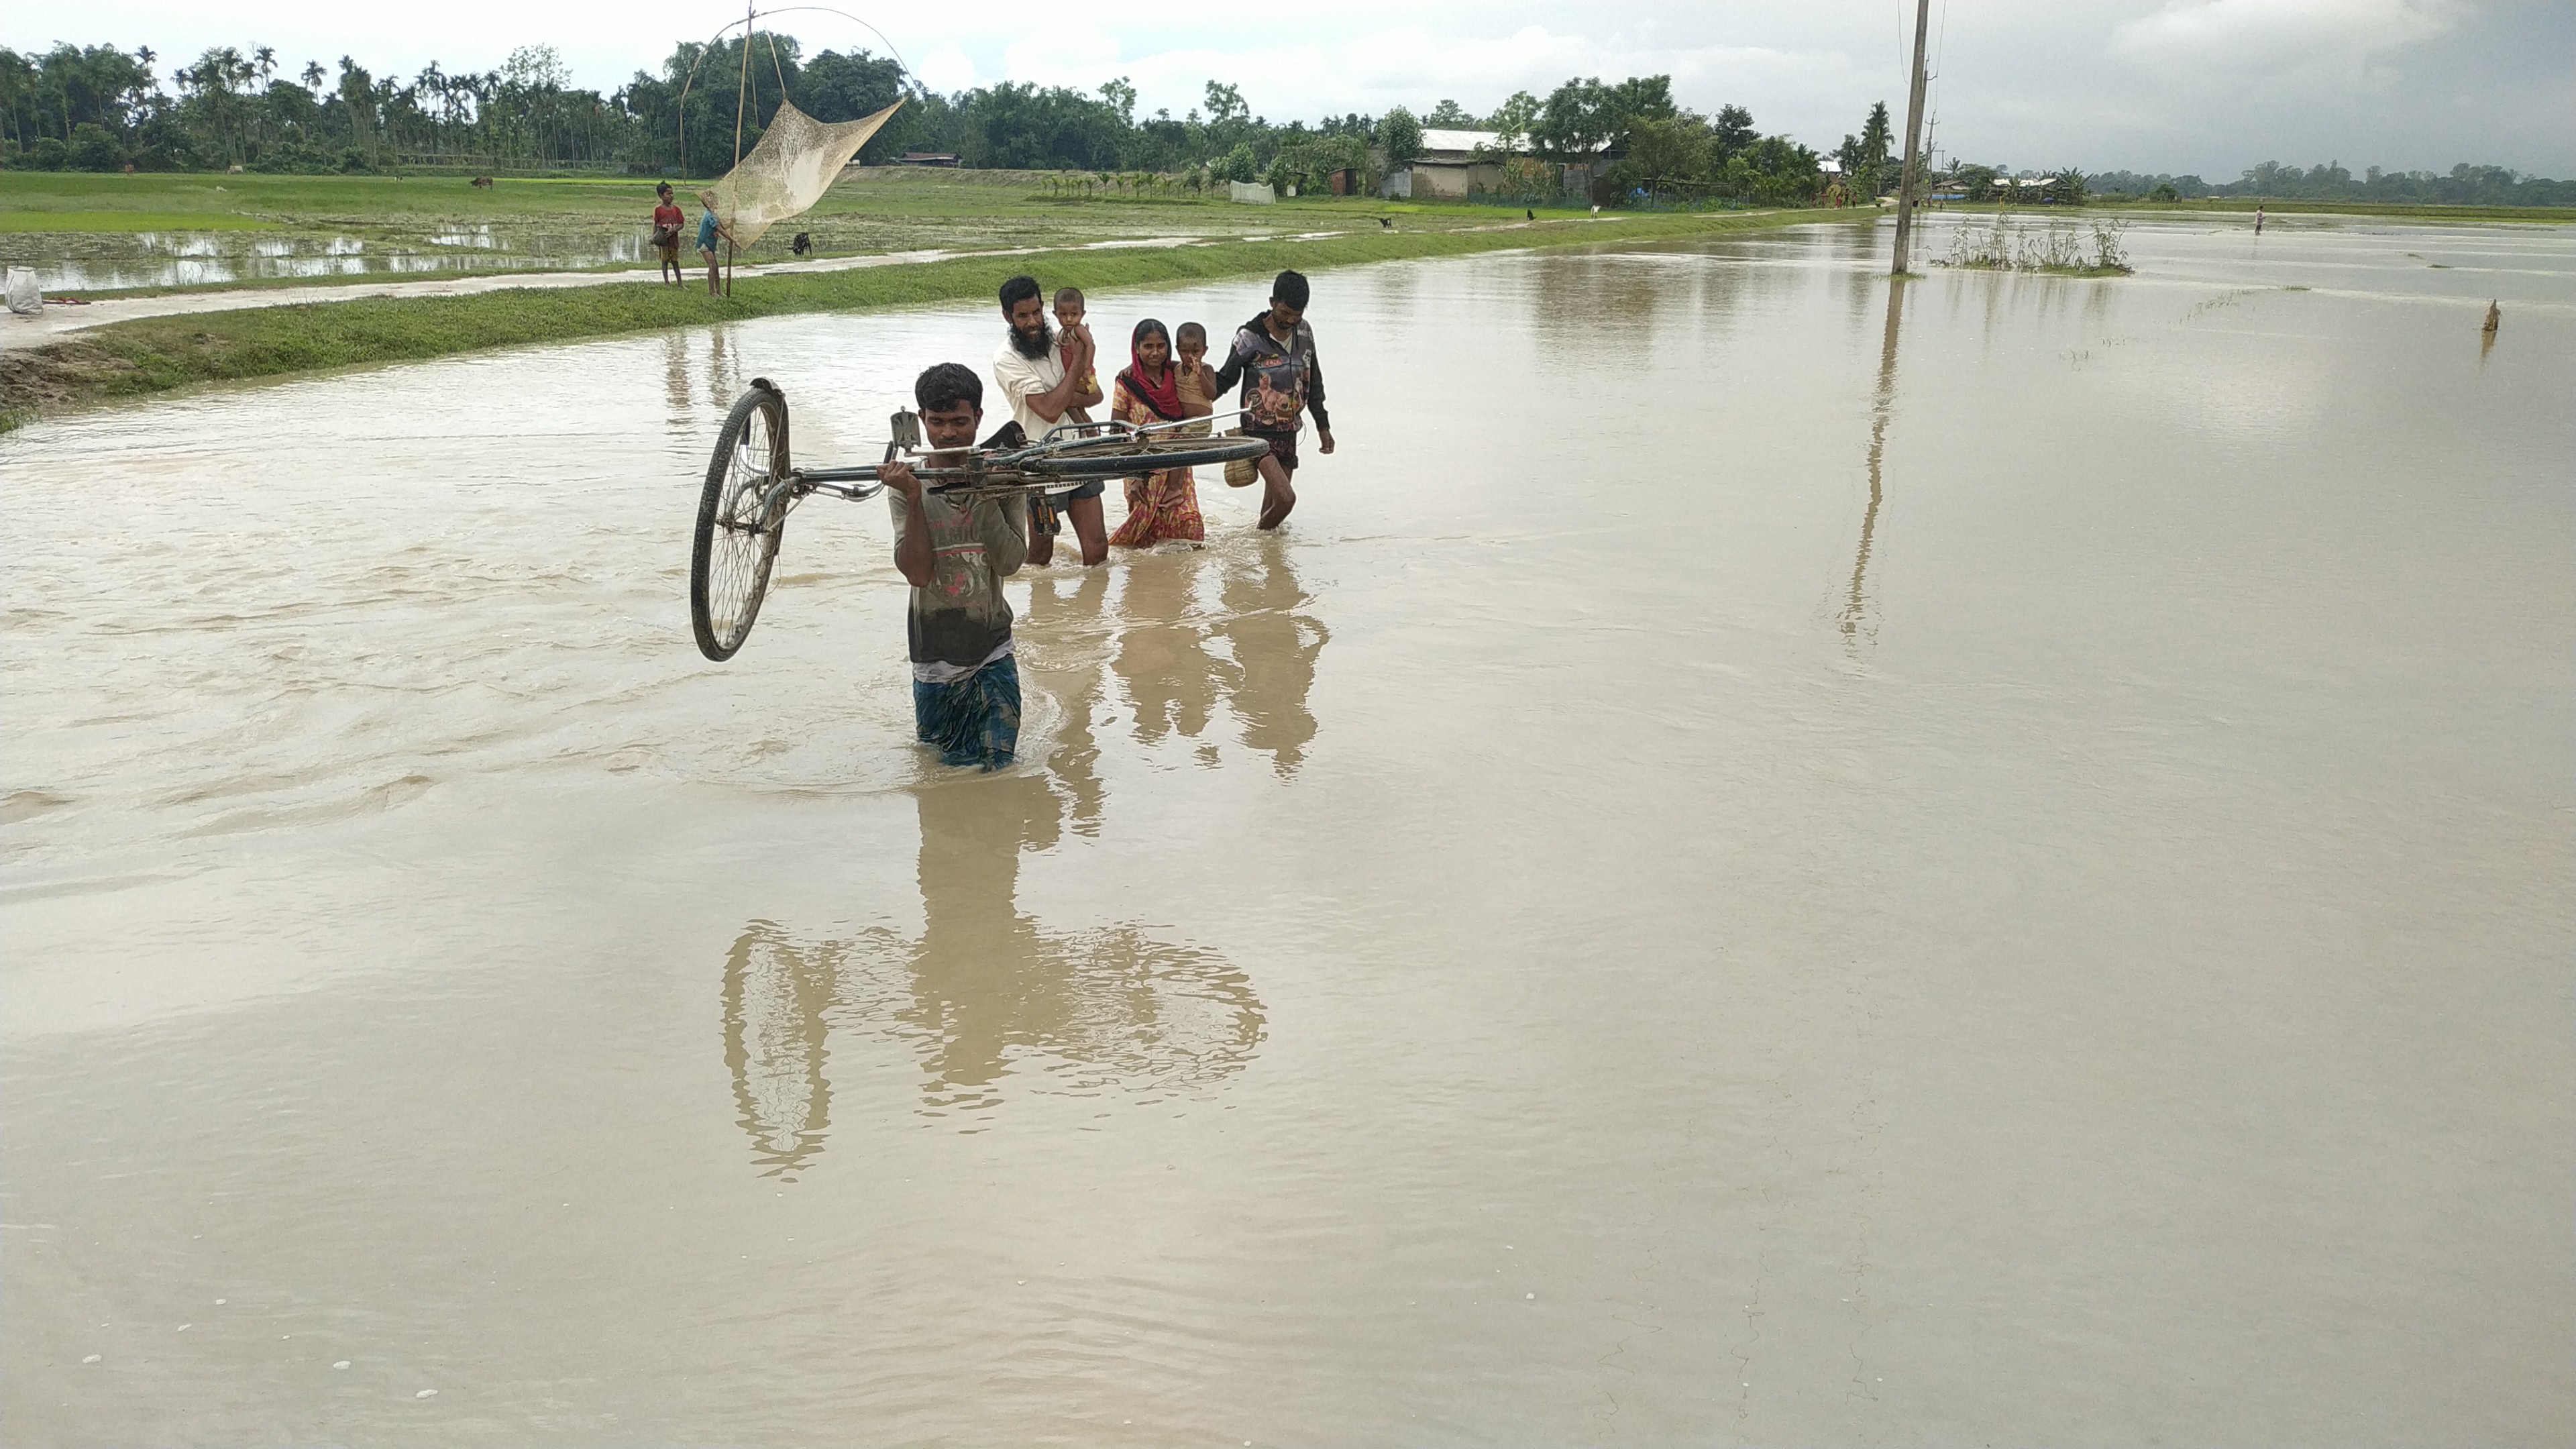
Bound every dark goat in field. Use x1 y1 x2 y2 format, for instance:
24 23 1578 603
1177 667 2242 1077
470 176 494 187
791 232 813 256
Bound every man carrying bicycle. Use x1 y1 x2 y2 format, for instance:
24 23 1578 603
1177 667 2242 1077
879 363 1030 771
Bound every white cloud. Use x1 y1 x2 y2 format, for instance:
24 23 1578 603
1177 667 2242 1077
2110 0 2461 73
1000 21 1124 91
913 42 977 95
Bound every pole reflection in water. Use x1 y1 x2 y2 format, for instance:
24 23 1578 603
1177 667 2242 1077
1843 278 1907 650
721 922 841 1178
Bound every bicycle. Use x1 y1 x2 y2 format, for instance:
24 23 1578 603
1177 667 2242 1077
689 378 1273 661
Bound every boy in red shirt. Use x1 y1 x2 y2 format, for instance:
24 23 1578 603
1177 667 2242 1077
650 182 686 286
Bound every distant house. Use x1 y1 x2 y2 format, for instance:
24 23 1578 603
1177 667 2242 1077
1382 128 1507 200
892 152 959 167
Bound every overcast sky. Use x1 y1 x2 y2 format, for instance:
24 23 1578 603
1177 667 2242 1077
14 0 2573 177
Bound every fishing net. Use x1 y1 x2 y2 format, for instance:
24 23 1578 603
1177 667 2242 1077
700 99 903 252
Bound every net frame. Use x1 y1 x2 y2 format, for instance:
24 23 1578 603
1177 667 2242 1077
698 98 903 254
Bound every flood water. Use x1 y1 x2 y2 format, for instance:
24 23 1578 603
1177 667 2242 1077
8 225 658 292
4 217 2571 1444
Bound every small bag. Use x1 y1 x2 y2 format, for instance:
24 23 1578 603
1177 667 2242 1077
1223 429 1260 488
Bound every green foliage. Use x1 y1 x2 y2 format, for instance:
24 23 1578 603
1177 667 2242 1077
1835 102 1895 197
1423 99 1474 128
1266 134 1366 195
68 122 126 171
1379 107 1423 167
1486 91 1540 154
1939 215 2131 274
2086 160 2575 207
1214 143 1258 184
1529 75 1676 160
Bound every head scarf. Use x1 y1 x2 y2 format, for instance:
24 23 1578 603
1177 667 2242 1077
1118 318 1183 422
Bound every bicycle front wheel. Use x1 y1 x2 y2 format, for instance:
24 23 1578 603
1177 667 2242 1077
691 386 791 661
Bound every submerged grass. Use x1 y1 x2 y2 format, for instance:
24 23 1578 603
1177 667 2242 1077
1939 215 2133 276
3 207 1854 425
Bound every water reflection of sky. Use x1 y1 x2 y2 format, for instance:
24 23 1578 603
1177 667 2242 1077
7 225 655 290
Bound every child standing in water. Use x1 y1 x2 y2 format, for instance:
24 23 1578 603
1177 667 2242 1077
1108 319 1205 547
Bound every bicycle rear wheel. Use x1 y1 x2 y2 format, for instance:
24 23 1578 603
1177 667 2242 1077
691 385 791 661
1028 432 1274 479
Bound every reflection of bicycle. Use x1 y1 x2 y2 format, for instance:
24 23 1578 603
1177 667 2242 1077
689 378 1271 661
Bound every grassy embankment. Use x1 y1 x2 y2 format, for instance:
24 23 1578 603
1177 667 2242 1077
2 168 1673 299
2 203 1858 427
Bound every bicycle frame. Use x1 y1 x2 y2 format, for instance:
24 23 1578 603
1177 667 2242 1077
761 407 1254 515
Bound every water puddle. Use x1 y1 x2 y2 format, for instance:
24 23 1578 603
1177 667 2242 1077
5 225 657 290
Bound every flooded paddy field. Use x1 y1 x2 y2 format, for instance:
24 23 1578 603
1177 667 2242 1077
3 217 2569 1444
0 169 1378 295
11 223 665 292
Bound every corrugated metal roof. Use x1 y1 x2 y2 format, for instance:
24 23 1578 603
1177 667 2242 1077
1419 128 1501 154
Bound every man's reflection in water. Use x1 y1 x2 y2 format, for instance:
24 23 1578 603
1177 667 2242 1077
720 776 1265 1165
1214 535 1328 775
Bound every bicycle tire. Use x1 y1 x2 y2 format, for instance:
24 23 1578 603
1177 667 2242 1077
691 386 791 661
1023 433 1275 479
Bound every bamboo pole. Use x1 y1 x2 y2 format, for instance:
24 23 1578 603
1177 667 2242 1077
1890 0 1932 276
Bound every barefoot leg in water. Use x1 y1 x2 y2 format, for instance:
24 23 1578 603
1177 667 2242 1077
1256 453 1297 531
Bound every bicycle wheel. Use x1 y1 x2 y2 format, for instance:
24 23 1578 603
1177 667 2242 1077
691 385 791 661
1028 432 1275 479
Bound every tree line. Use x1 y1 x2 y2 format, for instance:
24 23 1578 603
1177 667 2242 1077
0 38 1830 205
10 38 2560 210
2087 160 2573 208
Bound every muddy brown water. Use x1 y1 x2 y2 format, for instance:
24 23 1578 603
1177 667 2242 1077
4 217 2570 1444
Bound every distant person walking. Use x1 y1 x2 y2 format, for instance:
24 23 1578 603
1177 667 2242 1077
1204 269 1334 531
991 274 1106 566
2254 205 2265 235
696 197 731 296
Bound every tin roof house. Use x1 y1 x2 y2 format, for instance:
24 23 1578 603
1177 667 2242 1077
1382 128 1507 200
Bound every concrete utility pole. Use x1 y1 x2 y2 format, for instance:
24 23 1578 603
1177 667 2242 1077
1890 0 1932 276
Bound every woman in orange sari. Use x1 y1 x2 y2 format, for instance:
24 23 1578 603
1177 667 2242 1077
1108 318 1205 547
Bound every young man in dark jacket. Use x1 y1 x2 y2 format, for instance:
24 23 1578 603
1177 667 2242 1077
1204 269 1335 530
